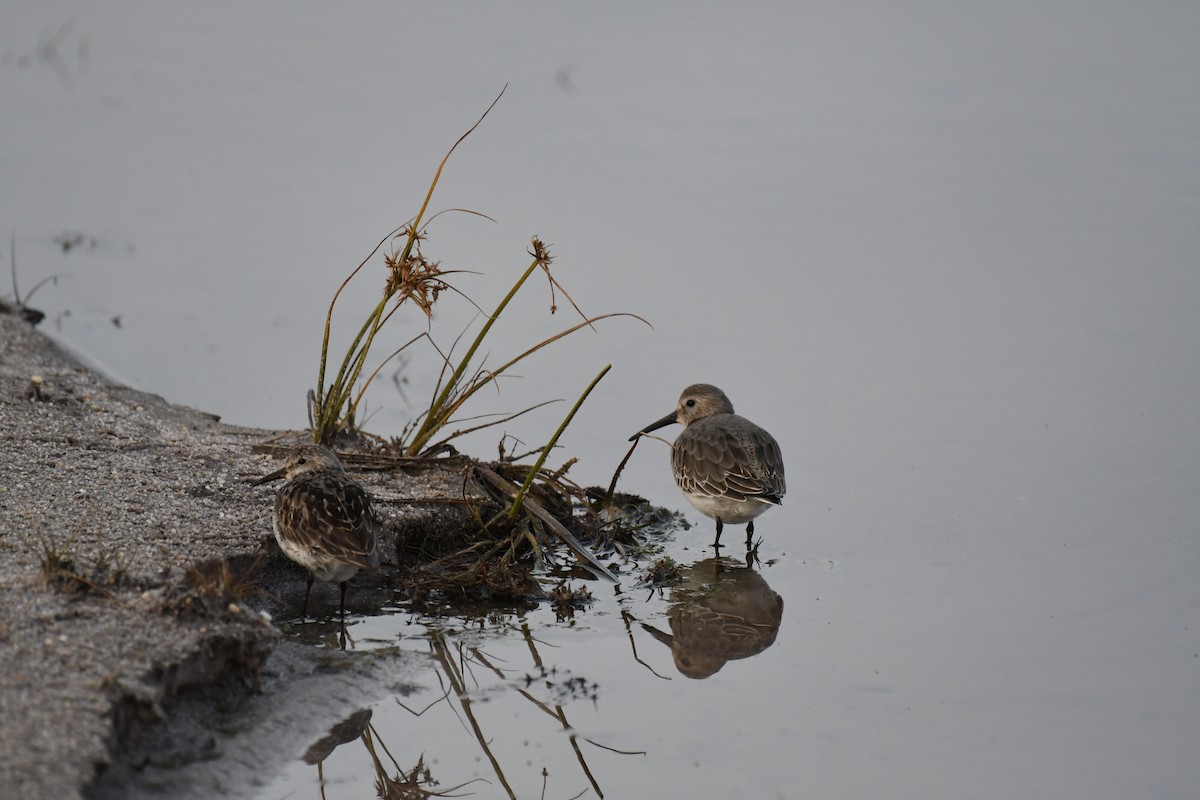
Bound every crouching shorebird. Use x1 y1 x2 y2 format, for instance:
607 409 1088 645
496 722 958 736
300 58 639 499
631 384 785 548
252 444 382 618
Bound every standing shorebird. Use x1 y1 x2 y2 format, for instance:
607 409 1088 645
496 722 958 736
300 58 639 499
252 444 382 618
631 384 785 547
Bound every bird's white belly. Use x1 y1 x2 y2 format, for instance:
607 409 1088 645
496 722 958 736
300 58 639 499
274 521 361 584
683 493 773 524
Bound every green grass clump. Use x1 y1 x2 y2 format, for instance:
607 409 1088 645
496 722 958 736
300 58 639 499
308 88 646 464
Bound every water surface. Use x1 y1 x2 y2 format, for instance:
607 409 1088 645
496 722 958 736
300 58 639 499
5 2 1200 797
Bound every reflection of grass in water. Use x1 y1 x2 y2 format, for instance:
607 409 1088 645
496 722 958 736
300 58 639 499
300 706 479 799
410 628 643 800
290 625 642 799
286 544 719 798
367 747 467 800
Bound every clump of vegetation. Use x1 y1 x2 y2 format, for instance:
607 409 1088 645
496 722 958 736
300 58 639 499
163 555 265 619
396 457 643 606
308 89 644 460
3 236 56 325
37 528 126 599
295 89 655 604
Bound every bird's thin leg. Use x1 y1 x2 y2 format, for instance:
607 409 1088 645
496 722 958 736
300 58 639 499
745 519 755 549
712 518 725 549
339 581 348 619
301 573 314 617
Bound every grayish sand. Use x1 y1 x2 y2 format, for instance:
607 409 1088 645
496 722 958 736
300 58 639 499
0 309 473 799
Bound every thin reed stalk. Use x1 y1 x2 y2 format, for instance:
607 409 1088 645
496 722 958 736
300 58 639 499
508 365 611 519
311 89 506 444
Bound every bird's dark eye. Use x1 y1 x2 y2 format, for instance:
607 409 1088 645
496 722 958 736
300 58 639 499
297 458 307 465
686 399 696 407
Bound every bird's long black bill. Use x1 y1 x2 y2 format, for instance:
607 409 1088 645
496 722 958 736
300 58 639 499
250 466 287 486
629 410 678 442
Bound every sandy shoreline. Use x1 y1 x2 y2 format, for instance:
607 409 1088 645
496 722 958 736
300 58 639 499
0 308 456 799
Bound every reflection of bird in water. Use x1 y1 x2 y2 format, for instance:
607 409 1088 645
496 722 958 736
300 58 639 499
302 708 372 765
642 557 783 679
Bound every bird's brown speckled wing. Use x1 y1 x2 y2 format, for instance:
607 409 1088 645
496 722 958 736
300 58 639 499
275 471 380 569
671 415 786 502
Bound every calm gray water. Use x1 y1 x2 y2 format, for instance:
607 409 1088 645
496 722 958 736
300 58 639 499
6 2 1200 798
